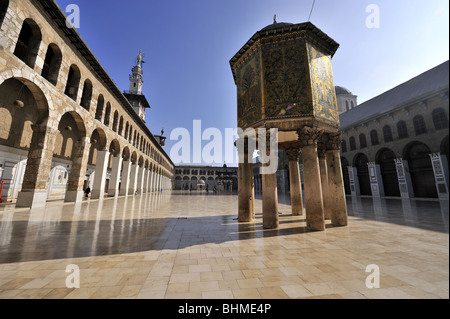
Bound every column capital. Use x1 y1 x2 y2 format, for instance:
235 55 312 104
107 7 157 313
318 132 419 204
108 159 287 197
297 126 323 147
285 147 301 162
325 132 343 151
317 142 327 158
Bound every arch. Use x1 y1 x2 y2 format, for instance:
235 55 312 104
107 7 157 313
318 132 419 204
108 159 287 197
130 151 138 164
413 115 427 135
109 139 121 157
95 94 104 121
112 110 119 132
341 157 351 195
64 64 81 101
138 156 144 167
0 77 49 150
122 146 131 161
104 102 111 126
403 141 437 198
341 139 347 153
375 148 400 197
359 133 367 148
370 129 379 146
144 159 149 169
54 112 86 160
351 101 354 108
349 136 356 151
345 100 349 111
41 43 62 86
118 116 124 136
397 121 408 139
383 125 393 143
0 0 8 29
13 18 42 68
80 79 93 111
124 122 129 139
128 125 133 143
87 128 107 165
441 135 449 167
432 108 448 130
353 153 371 196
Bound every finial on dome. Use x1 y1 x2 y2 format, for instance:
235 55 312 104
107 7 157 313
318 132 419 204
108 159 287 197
273 14 277 24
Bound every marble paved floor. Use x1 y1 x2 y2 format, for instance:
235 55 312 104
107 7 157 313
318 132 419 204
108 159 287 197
0 191 448 299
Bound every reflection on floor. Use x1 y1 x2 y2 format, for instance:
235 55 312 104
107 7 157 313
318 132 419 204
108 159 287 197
0 191 448 299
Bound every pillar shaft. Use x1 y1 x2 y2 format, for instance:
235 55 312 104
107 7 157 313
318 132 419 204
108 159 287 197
108 155 122 197
91 149 110 199
262 164 278 229
286 148 304 216
16 125 58 208
119 160 131 196
325 132 348 226
129 164 138 195
65 137 91 203
298 127 325 231
318 143 331 220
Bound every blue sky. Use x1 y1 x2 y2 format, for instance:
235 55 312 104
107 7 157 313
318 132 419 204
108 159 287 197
55 0 449 166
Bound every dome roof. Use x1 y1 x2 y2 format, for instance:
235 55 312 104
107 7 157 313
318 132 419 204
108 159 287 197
260 22 294 32
335 86 352 95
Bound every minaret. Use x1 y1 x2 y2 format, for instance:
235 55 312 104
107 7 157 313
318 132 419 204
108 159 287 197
124 50 150 122
129 49 144 94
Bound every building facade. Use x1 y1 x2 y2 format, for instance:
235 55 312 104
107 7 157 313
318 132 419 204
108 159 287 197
0 0 174 207
173 165 237 192
338 61 449 199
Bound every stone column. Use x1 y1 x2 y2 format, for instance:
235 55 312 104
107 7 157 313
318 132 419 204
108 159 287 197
149 169 154 192
16 124 58 208
65 137 91 203
317 142 331 220
367 162 385 197
91 149 110 199
119 160 131 196
128 163 138 195
108 155 122 197
348 166 360 196
237 138 254 222
325 132 348 227
261 133 278 229
142 168 148 193
285 147 304 216
136 165 145 194
298 126 325 231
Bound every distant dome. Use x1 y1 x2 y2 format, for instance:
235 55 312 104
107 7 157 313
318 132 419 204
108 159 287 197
335 86 352 95
260 22 294 32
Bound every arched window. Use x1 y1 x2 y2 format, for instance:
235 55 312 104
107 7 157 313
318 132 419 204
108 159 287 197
129 126 133 143
370 130 379 146
0 0 9 29
13 18 42 68
351 101 354 108
112 111 119 132
397 121 408 139
64 65 81 101
413 115 427 135
41 43 62 86
80 79 93 111
359 134 367 148
95 95 104 121
104 103 111 126
345 101 349 111
349 136 356 151
383 125 393 142
124 122 129 139
341 139 347 153
432 108 448 130
118 116 124 136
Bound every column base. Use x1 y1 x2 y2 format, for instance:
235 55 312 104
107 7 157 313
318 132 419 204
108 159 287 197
64 190 84 203
108 189 118 197
16 190 47 208
90 190 105 199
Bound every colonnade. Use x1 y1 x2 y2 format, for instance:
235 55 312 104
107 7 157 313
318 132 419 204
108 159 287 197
237 127 348 231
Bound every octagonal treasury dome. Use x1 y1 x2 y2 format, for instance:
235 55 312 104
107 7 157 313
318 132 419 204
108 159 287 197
335 86 353 95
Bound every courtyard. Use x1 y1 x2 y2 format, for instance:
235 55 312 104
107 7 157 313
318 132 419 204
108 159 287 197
0 192 448 299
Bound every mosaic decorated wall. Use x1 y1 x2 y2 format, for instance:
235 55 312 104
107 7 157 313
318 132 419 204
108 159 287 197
236 50 262 129
307 43 340 125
